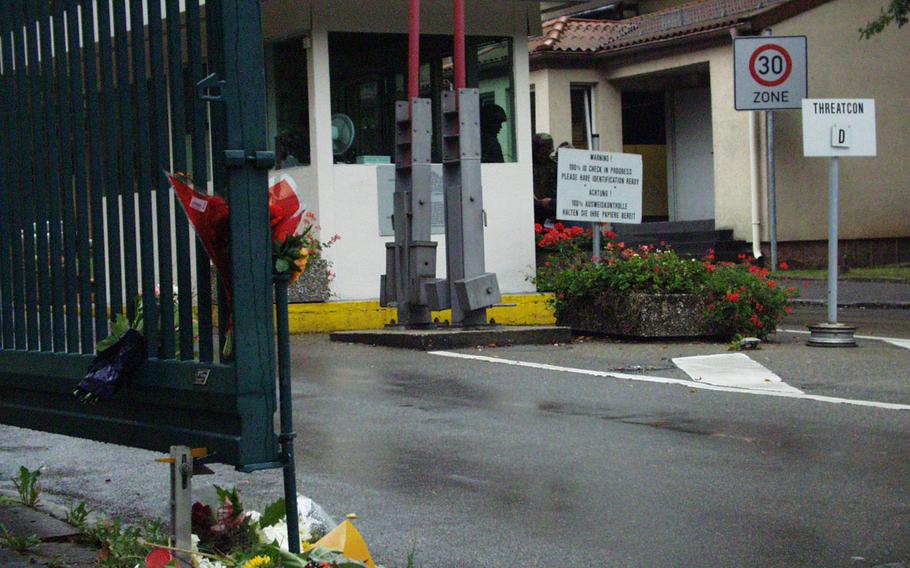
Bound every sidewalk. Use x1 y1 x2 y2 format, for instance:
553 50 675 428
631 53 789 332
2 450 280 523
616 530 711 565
0 493 97 567
782 278 910 308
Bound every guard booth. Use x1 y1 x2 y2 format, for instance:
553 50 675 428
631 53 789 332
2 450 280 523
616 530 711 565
0 0 280 469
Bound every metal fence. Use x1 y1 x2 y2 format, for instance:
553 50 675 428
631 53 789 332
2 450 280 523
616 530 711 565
0 0 279 468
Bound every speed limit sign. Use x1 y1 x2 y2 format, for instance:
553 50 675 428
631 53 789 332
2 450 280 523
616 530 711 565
734 36 807 110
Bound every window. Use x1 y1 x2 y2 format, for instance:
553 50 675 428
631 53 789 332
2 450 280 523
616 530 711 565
328 32 515 163
268 36 310 168
570 85 595 149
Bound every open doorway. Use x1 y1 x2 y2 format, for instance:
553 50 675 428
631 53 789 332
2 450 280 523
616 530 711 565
619 65 715 223
622 91 668 222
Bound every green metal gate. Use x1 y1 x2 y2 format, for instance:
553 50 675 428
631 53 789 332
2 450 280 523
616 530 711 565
0 0 279 469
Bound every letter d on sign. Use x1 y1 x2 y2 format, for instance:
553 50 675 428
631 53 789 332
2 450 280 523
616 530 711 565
831 124 851 148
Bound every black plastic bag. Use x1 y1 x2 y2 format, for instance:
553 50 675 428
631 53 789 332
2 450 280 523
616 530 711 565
75 329 147 402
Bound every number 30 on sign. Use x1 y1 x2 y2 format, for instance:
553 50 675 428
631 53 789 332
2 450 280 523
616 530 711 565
734 36 807 111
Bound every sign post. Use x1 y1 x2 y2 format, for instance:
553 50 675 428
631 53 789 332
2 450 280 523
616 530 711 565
802 99 877 347
734 35 807 268
556 148 643 226
590 134 601 259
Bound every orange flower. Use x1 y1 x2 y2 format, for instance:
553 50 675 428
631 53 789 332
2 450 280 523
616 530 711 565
289 248 310 285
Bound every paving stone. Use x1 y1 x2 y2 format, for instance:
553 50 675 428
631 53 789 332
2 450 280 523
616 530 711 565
33 541 99 567
0 501 80 541
0 548 42 567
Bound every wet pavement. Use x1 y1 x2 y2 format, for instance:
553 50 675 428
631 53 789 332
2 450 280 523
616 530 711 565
1 306 909 567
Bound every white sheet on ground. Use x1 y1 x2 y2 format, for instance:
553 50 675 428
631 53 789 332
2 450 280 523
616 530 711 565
672 353 803 394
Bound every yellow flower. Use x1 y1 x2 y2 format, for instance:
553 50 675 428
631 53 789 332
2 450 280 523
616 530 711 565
242 555 272 568
301 541 315 552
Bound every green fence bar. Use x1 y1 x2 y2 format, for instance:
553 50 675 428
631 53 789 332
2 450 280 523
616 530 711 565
206 0 229 350
15 1 39 350
130 0 159 353
166 0 195 360
81 0 110 344
114 0 138 323
0 7 15 348
10 3 27 349
187 0 214 362
97 0 123 319
67 0 94 353
54 0 80 352
148 0 175 359
38 0 66 351
24 0 53 351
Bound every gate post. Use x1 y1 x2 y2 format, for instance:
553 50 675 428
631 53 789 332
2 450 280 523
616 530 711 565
218 0 278 462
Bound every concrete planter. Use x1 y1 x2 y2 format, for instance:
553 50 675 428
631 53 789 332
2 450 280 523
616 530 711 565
557 292 723 338
288 258 331 303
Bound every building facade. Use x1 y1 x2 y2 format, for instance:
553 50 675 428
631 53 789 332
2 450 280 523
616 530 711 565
530 0 910 266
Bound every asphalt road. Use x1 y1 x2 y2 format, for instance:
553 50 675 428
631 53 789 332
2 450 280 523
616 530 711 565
1 307 909 567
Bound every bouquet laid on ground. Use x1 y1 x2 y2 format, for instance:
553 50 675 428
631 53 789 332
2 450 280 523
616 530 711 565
143 486 374 568
534 225 798 339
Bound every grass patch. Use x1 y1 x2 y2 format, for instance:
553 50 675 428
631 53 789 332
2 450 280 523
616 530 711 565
775 266 910 282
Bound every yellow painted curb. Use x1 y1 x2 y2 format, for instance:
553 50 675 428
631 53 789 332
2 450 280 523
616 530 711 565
287 293 556 334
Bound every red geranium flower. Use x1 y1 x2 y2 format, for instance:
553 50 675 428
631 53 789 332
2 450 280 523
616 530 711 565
778 261 790 270
725 292 741 302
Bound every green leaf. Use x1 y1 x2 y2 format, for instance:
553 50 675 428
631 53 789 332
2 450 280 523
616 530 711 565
96 314 131 352
258 498 286 529
275 258 290 273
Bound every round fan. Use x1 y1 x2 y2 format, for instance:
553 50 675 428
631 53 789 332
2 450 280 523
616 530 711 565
331 113 356 156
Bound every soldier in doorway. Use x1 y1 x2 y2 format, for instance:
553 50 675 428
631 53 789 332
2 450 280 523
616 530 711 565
532 133 557 225
480 103 507 163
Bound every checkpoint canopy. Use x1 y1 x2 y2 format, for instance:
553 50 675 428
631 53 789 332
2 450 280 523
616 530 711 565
556 148 642 224
802 99 877 157
734 36 807 111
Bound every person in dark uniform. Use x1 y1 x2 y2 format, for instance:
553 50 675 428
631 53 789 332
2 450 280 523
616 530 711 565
480 104 507 163
533 133 557 224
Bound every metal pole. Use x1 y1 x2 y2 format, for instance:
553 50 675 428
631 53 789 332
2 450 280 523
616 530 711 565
591 134 601 259
827 157 839 325
764 28 778 269
807 154 855 347
768 110 778 270
274 275 300 553
170 446 193 566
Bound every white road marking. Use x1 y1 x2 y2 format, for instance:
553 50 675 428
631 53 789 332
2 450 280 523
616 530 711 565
429 351 910 411
882 338 910 350
672 353 803 394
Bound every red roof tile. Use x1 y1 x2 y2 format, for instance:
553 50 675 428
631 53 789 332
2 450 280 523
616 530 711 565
531 0 791 54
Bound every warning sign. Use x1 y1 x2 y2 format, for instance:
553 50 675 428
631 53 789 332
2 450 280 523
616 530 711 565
555 149 642 224
734 36 807 111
